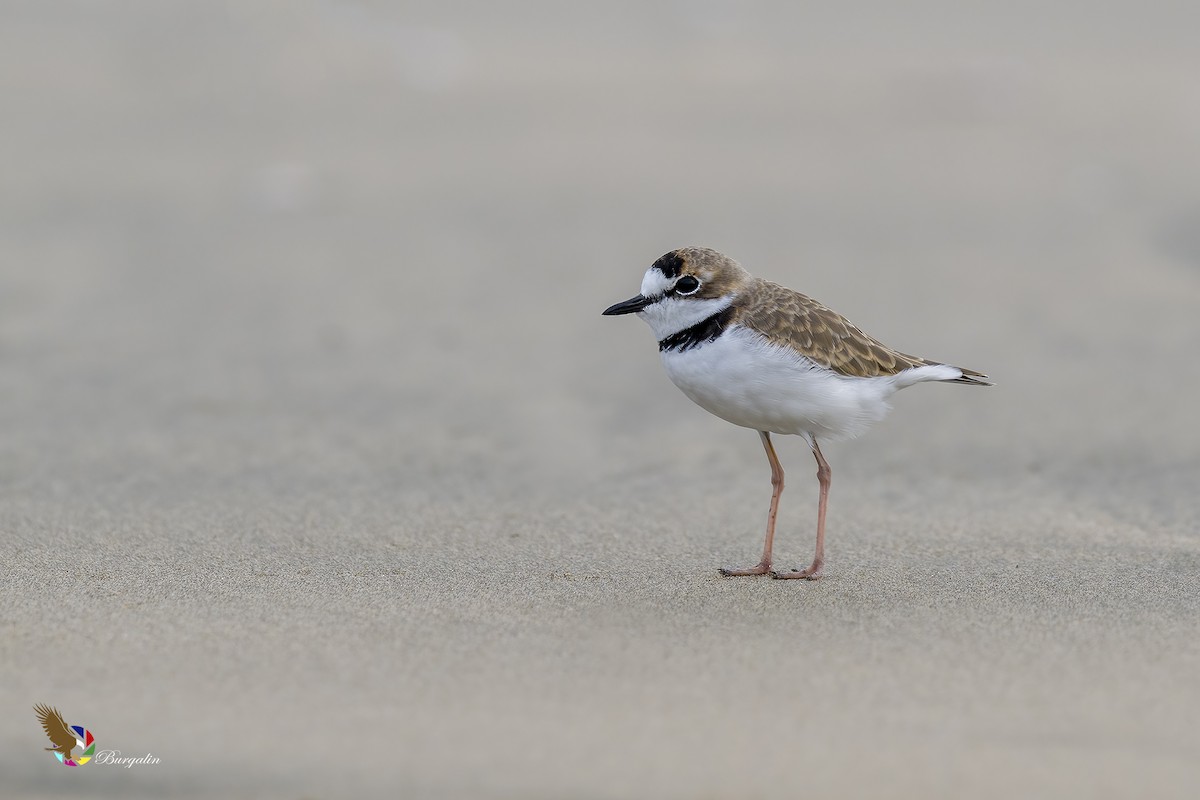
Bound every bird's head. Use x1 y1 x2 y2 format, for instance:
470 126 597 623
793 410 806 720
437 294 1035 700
602 247 752 340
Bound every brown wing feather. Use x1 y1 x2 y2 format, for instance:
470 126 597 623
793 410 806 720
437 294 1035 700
34 704 77 750
734 280 932 378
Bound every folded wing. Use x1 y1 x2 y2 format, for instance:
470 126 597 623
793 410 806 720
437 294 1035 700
736 280 991 384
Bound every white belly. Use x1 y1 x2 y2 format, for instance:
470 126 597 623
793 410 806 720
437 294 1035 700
660 326 899 440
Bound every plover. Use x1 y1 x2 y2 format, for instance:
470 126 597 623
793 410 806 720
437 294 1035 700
603 247 991 579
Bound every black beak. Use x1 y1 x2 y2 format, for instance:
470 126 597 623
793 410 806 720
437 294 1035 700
602 294 653 316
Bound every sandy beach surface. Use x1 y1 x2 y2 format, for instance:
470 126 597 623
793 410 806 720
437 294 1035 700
3 3 1199 798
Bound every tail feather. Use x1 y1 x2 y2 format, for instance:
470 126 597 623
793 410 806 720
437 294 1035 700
907 352 992 386
944 365 993 386
892 359 993 389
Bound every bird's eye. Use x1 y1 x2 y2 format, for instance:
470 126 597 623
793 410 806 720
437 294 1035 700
675 276 700 295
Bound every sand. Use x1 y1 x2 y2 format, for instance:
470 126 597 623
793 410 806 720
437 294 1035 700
2 3 1199 798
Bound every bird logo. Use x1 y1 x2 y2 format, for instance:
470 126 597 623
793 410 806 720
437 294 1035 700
33 704 96 766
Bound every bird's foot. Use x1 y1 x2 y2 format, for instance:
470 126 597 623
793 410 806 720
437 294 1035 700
718 561 771 577
769 562 823 581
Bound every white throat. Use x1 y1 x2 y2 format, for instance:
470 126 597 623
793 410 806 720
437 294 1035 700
638 294 735 341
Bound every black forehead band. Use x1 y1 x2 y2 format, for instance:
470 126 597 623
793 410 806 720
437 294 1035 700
651 251 684 278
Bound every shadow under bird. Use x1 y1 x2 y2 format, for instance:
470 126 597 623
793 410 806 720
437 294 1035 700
603 247 991 579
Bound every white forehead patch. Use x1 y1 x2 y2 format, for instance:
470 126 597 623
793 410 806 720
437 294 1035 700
640 268 673 298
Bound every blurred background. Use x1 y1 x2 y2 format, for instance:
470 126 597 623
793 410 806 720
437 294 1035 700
3 2 1198 798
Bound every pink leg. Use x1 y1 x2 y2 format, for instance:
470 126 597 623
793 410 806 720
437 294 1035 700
719 431 783 577
771 438 828 580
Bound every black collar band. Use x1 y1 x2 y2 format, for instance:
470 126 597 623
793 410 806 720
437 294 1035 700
658 306 735 352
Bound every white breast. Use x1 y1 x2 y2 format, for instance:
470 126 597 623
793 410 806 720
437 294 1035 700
660 326 901 440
